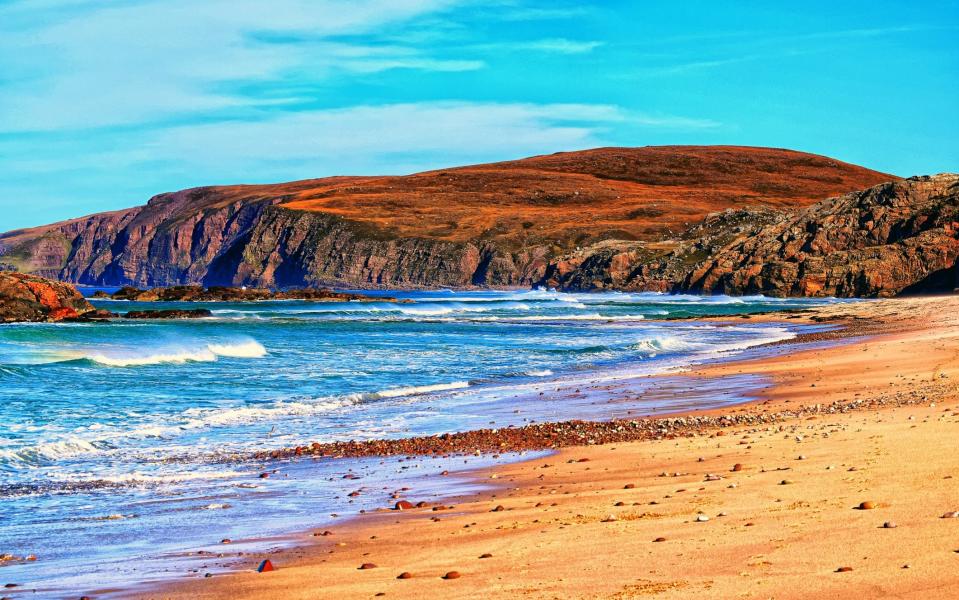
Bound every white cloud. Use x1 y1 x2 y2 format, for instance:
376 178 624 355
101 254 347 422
137 102 617 174
0 0 471 131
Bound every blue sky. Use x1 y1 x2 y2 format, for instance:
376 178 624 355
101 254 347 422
1 0 957 230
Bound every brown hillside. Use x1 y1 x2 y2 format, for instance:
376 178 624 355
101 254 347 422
278 146 895 247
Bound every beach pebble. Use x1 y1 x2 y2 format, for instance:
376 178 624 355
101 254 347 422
358 563 377 570
731 463 744 472
397 572 413 579
779 479 793 485
883 521 898 529
624 483 636 489
257 559 275 573
443 571 461 579
858 501 876 510
941 511 959 519
653 537 667 542
836 566 853 573
220 538 231 544
695 514 709 522
491 505 505 512
479 553 493 559
614 501 625 506
394 500 414 510
602 514 618 522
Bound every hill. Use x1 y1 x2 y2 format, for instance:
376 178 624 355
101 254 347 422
0 146 895 289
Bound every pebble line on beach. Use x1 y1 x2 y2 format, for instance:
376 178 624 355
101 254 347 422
255 389 938 462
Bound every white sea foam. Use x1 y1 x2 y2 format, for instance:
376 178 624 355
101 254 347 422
86 340 266 366
525 369 554 377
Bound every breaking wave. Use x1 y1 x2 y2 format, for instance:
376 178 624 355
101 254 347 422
72 340 266 367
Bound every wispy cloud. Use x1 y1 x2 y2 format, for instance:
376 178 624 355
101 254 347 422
0 0 474 131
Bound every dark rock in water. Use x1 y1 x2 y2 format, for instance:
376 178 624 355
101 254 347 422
393 500 414 510
106 284 399 303
0 272 95 323
65 308 117 322
123 309 212 319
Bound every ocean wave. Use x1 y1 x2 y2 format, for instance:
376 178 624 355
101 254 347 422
630 336 696 355
0 437 112 467
83 340 266 367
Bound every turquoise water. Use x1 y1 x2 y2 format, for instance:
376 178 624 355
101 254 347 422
0 289 844 596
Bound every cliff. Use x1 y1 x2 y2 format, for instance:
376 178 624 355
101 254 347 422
544 175 959 297
681 174 959 297
0 146 893 289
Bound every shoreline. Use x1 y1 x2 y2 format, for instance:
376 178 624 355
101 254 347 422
130 296 959 598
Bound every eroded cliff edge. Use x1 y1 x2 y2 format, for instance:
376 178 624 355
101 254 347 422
541 174 959 297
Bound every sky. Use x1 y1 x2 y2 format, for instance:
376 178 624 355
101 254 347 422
1 0 957 230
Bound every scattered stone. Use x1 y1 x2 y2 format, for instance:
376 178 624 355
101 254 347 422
883 522 898 529
257 559 275 573
695 514 709 522
858 501 876 510
394 500 414 510
941 511 959 519
358 563 378 570
397 572 413 579
491 505 505 512
443 571 461 580
602 514 618 523
479 553 493 559
653 537 667 542
836 566 853 573
731 464 744 472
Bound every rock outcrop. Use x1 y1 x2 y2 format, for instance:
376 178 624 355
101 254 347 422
543 175 959 297
123 309 213 319
0 272 95 323
681 175 959 297
99 284 399 303
0 146 892 289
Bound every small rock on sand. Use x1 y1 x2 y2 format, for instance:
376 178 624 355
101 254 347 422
358 563 377 570
394 500 414 510
883 522 898 528
731 464 744 472
397 572 413 579
257 559 275 573
479 553 493 559
858 501 876 510
443 571 461 579
836 566 853 573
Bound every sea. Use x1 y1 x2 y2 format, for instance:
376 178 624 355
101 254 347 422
0 289 847 597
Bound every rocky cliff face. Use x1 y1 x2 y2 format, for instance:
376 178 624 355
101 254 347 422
0 272 94 322
680 175 959 297
544 175 959 297
0 146 896 290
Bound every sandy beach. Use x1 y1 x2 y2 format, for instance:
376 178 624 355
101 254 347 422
141 296 959 600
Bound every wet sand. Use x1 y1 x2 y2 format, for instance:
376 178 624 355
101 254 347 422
141 296 959 599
